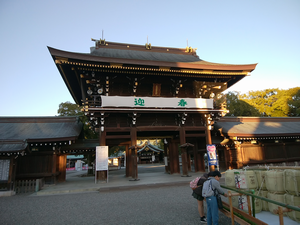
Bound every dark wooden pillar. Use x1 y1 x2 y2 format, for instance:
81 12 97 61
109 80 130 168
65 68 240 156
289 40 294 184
193 139 200 172
198 151 205 172
224 146 229 169
125 145 131 177
87 154 93 175
52 154 57 184
8 157 16 191
169 140 174 174
58 155 66 182
164 139 170 173
179 127 189 177
194 139 205 172
187 153 191 172
97 129 107 181
169 139 180 174
130 127 139 180
205 120 215 172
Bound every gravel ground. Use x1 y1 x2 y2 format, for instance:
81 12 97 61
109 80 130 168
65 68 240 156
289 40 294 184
0 184 239 225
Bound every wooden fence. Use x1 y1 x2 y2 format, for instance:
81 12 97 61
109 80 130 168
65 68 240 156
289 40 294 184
15 178 44 194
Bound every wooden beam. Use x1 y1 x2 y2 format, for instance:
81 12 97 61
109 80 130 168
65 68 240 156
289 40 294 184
185 133 206 137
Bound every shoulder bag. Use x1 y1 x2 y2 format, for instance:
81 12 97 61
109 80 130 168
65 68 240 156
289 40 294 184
213 188 223 210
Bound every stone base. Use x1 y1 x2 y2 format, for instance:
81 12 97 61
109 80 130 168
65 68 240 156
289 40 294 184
0 191 15 197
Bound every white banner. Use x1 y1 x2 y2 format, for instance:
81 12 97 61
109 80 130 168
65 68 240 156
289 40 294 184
101 96 213 109
96 146 108 171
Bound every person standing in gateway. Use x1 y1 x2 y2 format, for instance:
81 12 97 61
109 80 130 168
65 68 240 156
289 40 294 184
202 171 227 225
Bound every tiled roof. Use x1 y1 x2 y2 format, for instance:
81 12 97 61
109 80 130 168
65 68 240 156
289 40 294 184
215 117 300 137
0 117 82 142
48 44 257 71
138 143 164 153
90 47 201 63
0 140 28 152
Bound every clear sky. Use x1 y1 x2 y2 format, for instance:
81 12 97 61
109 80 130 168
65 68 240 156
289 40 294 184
0 0 299 116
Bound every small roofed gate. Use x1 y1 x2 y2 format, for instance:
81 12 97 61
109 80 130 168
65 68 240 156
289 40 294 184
137 142 164 164
49 39 257 179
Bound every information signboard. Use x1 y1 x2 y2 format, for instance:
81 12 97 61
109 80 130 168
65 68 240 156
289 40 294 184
96 146 108 171
206 144 218 166
0 159 10 181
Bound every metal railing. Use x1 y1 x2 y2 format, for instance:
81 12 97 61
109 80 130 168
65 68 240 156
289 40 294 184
221 185 300 225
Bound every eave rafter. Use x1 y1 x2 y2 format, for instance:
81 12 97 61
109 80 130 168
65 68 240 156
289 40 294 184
55 57 250 77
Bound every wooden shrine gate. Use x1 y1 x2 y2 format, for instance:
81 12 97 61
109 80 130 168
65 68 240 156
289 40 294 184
49 39 257 180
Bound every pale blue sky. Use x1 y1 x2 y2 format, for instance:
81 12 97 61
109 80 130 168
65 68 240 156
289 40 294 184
0 0 299 116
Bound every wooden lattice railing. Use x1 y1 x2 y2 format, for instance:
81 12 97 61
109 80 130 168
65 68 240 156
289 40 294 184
14 178 44 194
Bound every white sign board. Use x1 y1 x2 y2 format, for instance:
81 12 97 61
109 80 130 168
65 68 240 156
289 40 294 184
101 96 213 109
96 146 108 171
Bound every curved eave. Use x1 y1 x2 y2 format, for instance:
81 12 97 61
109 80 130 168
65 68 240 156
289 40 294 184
48 47 257 72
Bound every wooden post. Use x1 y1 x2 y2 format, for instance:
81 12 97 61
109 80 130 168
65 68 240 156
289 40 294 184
125 145 131 177
228 191 244 225
205 125 214 172
193 139 199 172
131 146 139 180
87 154 93 175
247 195 252 216
274 206 292 225
58 155 66 182
169 140 180 174
179 143 194 177
52 154 57 184
187 153 191 172
179 127 189 177
228 191 235 225
8 157 16 191
130 127 139 181
278 207 284 225
169 140 174 174
164 140 169 173
181 147 188 176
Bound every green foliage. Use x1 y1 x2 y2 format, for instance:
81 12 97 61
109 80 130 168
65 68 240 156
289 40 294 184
287 87 300 116
109 146 125 157
225 91 260 117
81 116 99 139
57 101 83 116
57 101 98 139
224 87 300 117
156 139 164 150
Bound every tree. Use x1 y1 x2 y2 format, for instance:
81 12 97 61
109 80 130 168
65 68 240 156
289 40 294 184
223 87 300 117
240 88 300 117
287 87 300 116
57 101 98 139
240 89 279 117
57 101 83 116
225 91 260 117
109 146 125 157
